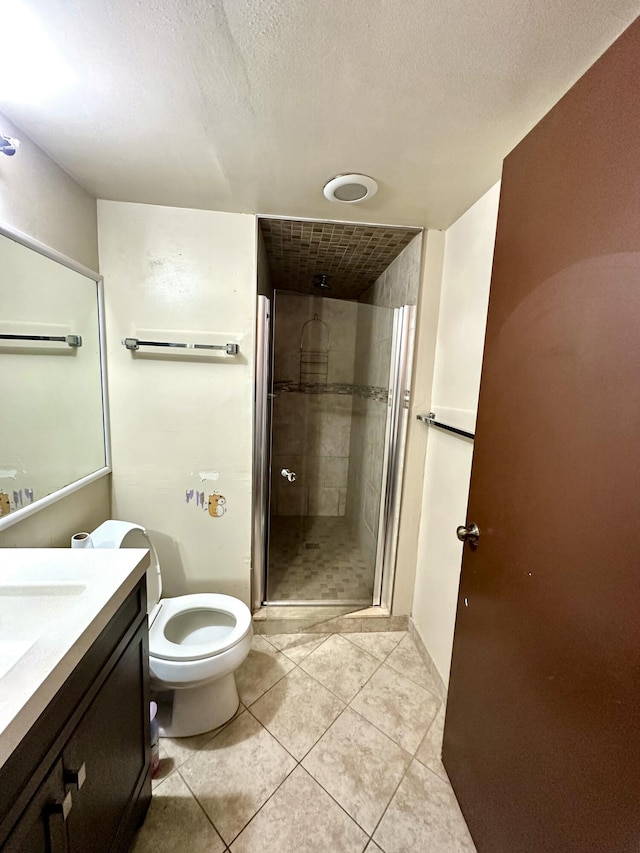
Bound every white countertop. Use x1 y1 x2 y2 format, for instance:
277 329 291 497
0 548 150 770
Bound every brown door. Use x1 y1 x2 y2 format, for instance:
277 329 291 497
443 18 640 853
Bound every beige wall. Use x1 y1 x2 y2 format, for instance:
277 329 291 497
0 111 98 270
271 293 356 517
98 201 256 604
0 111 109 549
412 182 500 683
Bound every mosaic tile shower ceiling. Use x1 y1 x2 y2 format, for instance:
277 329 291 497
259 219 421 300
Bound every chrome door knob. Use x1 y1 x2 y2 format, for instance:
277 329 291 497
281 468 297 482
456 522 480 544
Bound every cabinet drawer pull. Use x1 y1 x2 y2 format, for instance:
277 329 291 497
64 762 87 790
47 790 73 821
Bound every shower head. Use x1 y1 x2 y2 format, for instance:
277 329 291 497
314 273 331 290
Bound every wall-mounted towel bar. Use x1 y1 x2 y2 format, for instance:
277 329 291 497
417 412 475 440
0 333 82 347
122 337 239 355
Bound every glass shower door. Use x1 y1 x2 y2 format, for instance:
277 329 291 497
258 290 415 608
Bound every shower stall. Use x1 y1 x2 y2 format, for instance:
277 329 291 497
254 290 415 609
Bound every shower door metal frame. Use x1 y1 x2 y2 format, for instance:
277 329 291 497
253 296 415 610
372 304 416 609
252 295 272 610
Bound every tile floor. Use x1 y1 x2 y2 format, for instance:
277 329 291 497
132 630 476 852
267 516 373 603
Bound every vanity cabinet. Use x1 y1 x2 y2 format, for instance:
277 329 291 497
0 578 151 852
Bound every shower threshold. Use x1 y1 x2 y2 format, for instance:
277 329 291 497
265 599 372 608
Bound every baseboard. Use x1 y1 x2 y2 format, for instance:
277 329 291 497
408 618 448 702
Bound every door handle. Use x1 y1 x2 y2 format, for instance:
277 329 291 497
456 522 480 544
45 791 73 853
281 468 297 482
47 790 73 821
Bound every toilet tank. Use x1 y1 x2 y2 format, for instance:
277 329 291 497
90 520 162 616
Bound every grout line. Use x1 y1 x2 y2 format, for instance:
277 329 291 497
383 658 443 696
339 630 404 659
377 648 444 699
345 700 415 760
176 768 228 846
366 755 412 844
296 700 351 763
294 763 375 843
297 639 386 704
243 702 302 764
222 759 300 847
261 632 333 664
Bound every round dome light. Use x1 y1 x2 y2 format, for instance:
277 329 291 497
323 174 378 204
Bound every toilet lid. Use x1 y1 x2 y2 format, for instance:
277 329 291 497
149 593 252 662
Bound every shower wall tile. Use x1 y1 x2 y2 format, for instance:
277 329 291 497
328 357 356 384
322 457 349 489
277 486 309 516
308 487 340 517
274 349 300 384
359 233 423 309
274 293 357 388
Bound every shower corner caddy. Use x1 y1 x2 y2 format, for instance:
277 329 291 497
299 314 329 386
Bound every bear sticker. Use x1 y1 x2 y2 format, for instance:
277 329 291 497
208 494 227 517
0 493 10 517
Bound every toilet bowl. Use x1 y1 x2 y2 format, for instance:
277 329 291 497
89 519 252 737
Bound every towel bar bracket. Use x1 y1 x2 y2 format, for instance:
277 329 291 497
417 412 475 440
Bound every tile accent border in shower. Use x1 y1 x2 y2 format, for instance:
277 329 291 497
274 381 389 403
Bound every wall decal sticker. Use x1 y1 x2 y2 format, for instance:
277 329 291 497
208 494 227 517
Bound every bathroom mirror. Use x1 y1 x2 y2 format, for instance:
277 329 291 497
0 224 110 529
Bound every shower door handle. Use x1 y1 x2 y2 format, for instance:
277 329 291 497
281 468 297 482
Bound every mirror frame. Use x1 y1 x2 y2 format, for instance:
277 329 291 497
0 222 111 531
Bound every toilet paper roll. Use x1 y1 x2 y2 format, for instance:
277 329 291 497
71 532 93 549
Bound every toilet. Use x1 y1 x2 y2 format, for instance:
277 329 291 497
89 519 252 738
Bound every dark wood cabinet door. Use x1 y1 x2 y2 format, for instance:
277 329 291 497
2 759 68 853
443 17 640 853
63 626 147 853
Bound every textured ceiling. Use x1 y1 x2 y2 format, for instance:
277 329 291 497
0 1 638 228
260 219 420 300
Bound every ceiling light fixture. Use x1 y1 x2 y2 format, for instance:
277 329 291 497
323 174 378 204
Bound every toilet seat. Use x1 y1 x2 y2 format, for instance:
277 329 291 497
149 593 252 662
